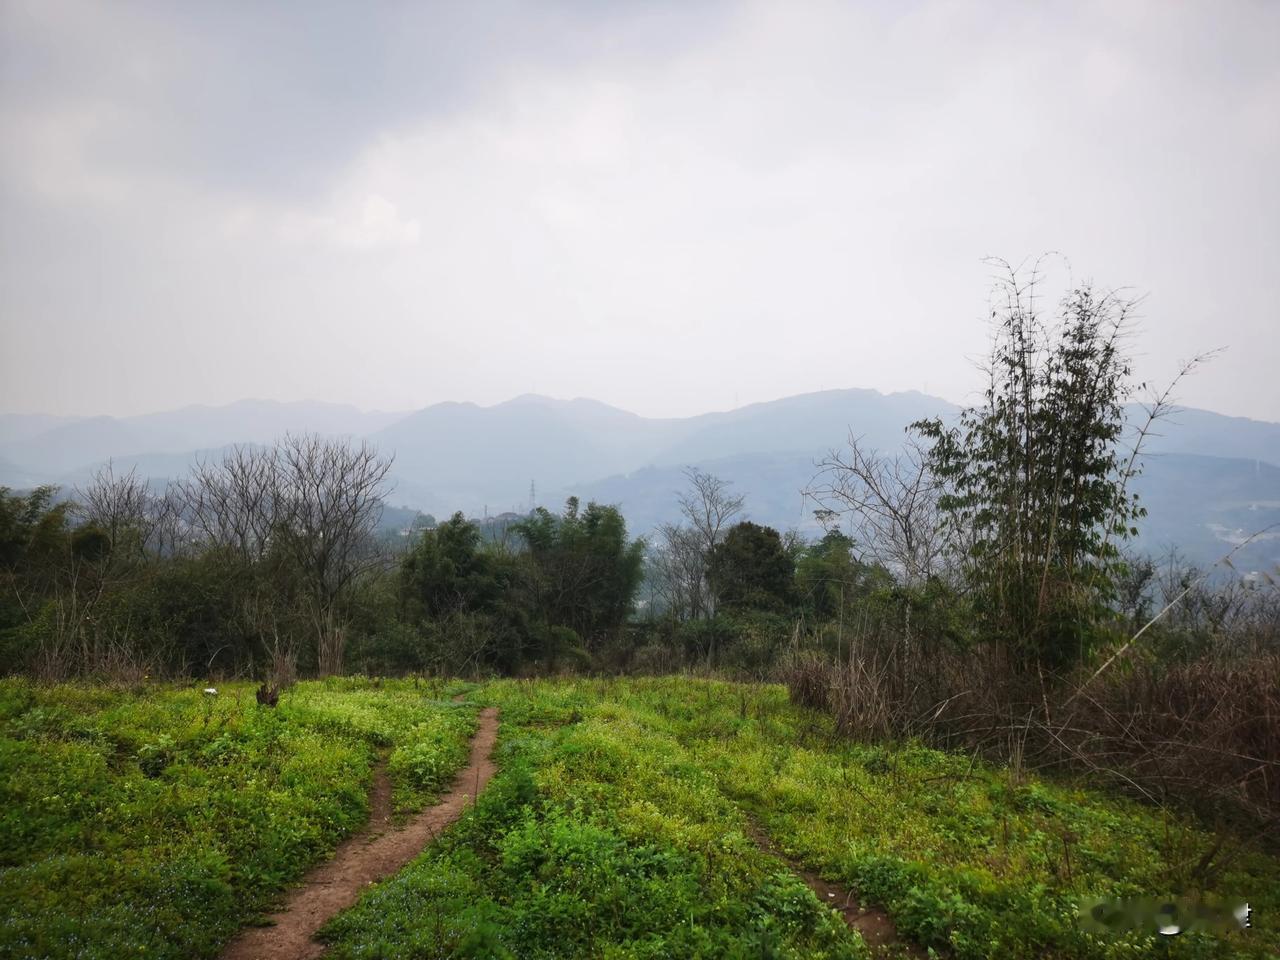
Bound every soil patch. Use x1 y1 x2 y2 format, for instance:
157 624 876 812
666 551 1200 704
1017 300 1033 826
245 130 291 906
366 757 393 835
220 706 500 960
743 817 925 958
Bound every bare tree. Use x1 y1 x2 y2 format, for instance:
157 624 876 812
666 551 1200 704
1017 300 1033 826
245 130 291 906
806 436 948 585
174 436 393 676
275 433 394 675
60 464 175 675
171 445 296 677
145 485 186 560
650 522 710 621
678 467 745 555
666 468 745 618
178 445 284 563
76 463 156 563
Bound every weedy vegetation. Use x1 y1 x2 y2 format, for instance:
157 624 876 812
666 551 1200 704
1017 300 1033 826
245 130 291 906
320 678 1278 960
0 677 476 960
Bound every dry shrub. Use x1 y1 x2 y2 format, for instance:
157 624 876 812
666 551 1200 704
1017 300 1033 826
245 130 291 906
629 642 682 676
1062 656 1280 821
783 636 1280 831
265 638 298 691
782 651 832 712
31 630 159 686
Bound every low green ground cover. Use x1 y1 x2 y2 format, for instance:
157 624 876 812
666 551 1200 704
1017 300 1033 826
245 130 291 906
0 677 475 960
320 678 867 959
5 677 1276 959
624 678 1278 959
325 678 1278 959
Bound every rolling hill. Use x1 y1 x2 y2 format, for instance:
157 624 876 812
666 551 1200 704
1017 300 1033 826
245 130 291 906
1 390 1276 572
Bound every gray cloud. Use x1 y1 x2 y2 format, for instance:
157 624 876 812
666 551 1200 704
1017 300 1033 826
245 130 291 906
1 0 1277 421
1 1 731 197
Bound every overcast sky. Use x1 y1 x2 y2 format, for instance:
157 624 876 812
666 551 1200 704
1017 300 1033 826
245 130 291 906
1 0 1277 421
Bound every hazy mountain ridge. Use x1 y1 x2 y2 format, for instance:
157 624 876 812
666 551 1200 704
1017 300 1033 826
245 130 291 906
0 413 84 447
1 391 1277 571
0 400 410 476
1135 406 1280 466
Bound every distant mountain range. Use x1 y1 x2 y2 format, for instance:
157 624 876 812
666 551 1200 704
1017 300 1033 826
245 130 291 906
0 401 405 477
1 392 1277 573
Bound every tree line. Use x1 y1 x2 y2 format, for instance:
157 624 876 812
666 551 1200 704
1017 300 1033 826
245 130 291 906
0 418 945 682
1 440 660 681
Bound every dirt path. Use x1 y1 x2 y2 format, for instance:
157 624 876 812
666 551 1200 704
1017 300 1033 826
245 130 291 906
744 817 925 958
220 706 500 960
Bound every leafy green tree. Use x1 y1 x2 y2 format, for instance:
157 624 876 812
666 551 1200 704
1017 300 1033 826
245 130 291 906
0 487 73 588
707 521 795 613
0 487 71 664
795 530 865 620
513 497 644 648
400 512 507 619
395 512 542 673
912 261 1146 669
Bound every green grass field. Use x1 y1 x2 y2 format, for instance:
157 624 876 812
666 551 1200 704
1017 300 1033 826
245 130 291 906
0 677 476 959
3 677 1275 959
